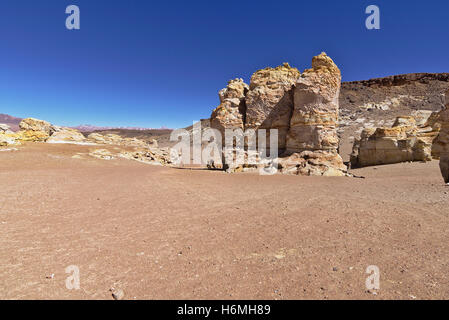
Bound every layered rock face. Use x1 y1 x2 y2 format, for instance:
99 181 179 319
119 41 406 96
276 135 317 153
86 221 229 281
286 53 341 154
245 63 300 150
210 78 248 141
210 53 347 176
350 115 440 167
435 90 449 183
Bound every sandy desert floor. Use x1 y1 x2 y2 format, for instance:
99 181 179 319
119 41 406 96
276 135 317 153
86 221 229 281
0 143 448 300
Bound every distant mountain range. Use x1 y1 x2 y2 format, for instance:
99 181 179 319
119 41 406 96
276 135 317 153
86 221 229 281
0 114 22 131
0 114 170 132
72 124 171 132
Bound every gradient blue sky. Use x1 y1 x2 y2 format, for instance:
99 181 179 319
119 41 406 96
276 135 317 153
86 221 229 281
0 0 448 128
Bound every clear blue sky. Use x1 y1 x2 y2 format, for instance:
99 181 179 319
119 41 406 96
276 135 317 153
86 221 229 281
0 0 448 128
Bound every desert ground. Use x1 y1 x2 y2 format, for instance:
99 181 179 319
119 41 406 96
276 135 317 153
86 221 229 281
0 143 448 300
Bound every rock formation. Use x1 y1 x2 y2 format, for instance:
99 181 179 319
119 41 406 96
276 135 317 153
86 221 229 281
0 118 52 145
286 53 341 154
0 124 13 134
350 115 440 167
19 118 53 134
278 150 347 177
210 52 347 176
210 78 248 141
245 63 300 150
119 147 173 165
13 118 54 142
0 133 18 147
0 124 18 146
338 73 449 161
435 89 449 184
87 132 152 148
47 128 86 143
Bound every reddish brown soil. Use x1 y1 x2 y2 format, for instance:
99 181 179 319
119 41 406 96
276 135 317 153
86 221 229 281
0 143 448 300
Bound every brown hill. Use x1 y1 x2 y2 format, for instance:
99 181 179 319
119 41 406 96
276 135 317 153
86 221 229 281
338 73 449 161
0 114 22 132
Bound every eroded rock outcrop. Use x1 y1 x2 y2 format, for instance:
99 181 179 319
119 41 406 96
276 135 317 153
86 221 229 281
245 63 300 150
19 118 54 134
350 115 441 167
119 147 173 166
286 53 341 154
87 132 152 148
47 128 87 143
278 150 347 177
0 124 18 146
209 52 347 176
0 124 13 134
13 118 54 142
210 78 249 140
435 90 449 183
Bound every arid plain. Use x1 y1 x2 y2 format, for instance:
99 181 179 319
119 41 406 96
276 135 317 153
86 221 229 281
1 143 448 299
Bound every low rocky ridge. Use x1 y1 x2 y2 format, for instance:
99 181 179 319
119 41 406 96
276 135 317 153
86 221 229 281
0 118 172 166
210 52 347 176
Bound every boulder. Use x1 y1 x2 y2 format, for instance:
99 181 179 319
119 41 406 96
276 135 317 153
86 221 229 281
278 150 347 177
120 147 173 165
15 118 54 142
19 118 54 135
87 133 107 144
245 63 300 150
89 149 114 160
0 124 13 134
47 128 86 143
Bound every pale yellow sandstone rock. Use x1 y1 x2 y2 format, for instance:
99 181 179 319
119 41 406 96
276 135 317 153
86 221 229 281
210 78 249 140
245 63 300 150
89 149 114 160
351 114 440 167
0 124 13 134
47 128 86 143
0 133 19 146
286 53 342 154
278 151 347 177
19 118 54 135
